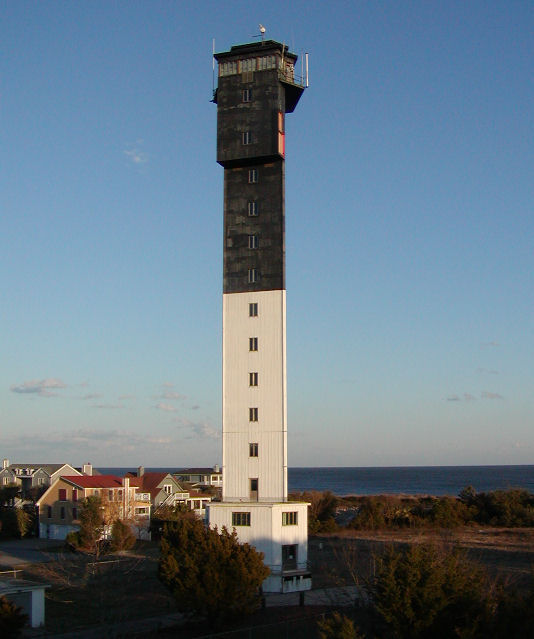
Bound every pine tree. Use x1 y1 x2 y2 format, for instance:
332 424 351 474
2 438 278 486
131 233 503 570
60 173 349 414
159 518 270 627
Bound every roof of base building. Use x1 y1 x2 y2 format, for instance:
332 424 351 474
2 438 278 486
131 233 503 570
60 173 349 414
61 475 124 488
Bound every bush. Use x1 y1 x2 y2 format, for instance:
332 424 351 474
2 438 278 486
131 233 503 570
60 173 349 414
159 518 269 627
65 530 81 550
368 544 495 638
317 611 363 639
110 519 136 552
0 595 28 638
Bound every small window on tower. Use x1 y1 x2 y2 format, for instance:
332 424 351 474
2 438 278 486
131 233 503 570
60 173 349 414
248 201 258 216
249 303 258 317
248 169 258 183
248 268 258 283
249 407 258 422
249 372 258 386
249 337 258 351
242 131 252 145
248 235 259 249
249 443 258 457
242 88 252 102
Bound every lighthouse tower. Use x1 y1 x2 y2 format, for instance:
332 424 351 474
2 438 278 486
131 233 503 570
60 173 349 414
207 39 311 594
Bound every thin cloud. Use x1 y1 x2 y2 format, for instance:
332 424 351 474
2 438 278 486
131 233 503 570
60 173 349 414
124 142 148 165
162 391 186 400
0 428 172 454
92 403 124 409
477 368 499 375
10 378 67 397
190 405 200 410
118 394 135 400
80 393 102 400
445 393 476 402
481 341 500 348
174 417 220 440
155 403 179 412
481 391 503 400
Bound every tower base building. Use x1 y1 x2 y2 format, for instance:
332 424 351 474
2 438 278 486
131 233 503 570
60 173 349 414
207 39 310 593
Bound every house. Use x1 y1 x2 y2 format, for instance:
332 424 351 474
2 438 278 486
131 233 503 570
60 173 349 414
173 465 222 488
36 475 139 540
126 469 189 511
0 459 83 494
126 468 211 518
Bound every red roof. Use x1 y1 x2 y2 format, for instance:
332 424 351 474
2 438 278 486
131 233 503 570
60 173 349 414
62 475 124 489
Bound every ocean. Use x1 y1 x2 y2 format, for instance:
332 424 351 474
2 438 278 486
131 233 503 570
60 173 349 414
100 465 534 497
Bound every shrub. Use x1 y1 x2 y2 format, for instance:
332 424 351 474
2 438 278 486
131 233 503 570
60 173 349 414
110 519 136 552
317 611 364 639
368 544 495 638
159 518 270 627
0 595 28 638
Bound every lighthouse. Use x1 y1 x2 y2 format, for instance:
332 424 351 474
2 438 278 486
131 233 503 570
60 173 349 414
207 39 311 594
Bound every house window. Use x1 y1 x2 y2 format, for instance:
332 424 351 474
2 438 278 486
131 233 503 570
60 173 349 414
108 490 113 501
58 488 67 501
248 268 258 283
248 201 258 216
249 337 258 351
249 407 258 422
242 88 252 102
164 484 172 494
249 443 258 457
72 507 78 520
282 511 298 526
249 372 258 386
248 169 258 183
242 131 252 145
47 506 52 518
60 507 65 520
72 489 78 502
232 512 251 526
249 302 258 317
248 235 259 249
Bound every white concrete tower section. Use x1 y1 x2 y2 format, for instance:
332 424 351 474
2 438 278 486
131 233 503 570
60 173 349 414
222 289 287 503
208 39 311 594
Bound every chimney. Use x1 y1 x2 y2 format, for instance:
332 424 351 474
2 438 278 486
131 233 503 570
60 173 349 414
2 459 9 470
82 463 93 476
213 464 220 473
138 466 144 477
123 477 130 490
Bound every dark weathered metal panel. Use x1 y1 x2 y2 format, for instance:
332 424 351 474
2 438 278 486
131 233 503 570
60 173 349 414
216 40 303 294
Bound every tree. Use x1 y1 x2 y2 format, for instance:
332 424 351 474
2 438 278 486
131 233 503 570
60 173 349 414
78 496 106 556
367 544 495 639
0 596 28 638
317 611 363 639
159 518 270 627
110 519 136 552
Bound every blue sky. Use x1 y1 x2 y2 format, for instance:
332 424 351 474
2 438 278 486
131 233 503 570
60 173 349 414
2 1 533 468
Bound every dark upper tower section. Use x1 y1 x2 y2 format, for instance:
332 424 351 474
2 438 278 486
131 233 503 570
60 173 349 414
214 40 305 293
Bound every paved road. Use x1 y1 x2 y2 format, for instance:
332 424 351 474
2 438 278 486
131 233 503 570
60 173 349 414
0 538 66 568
